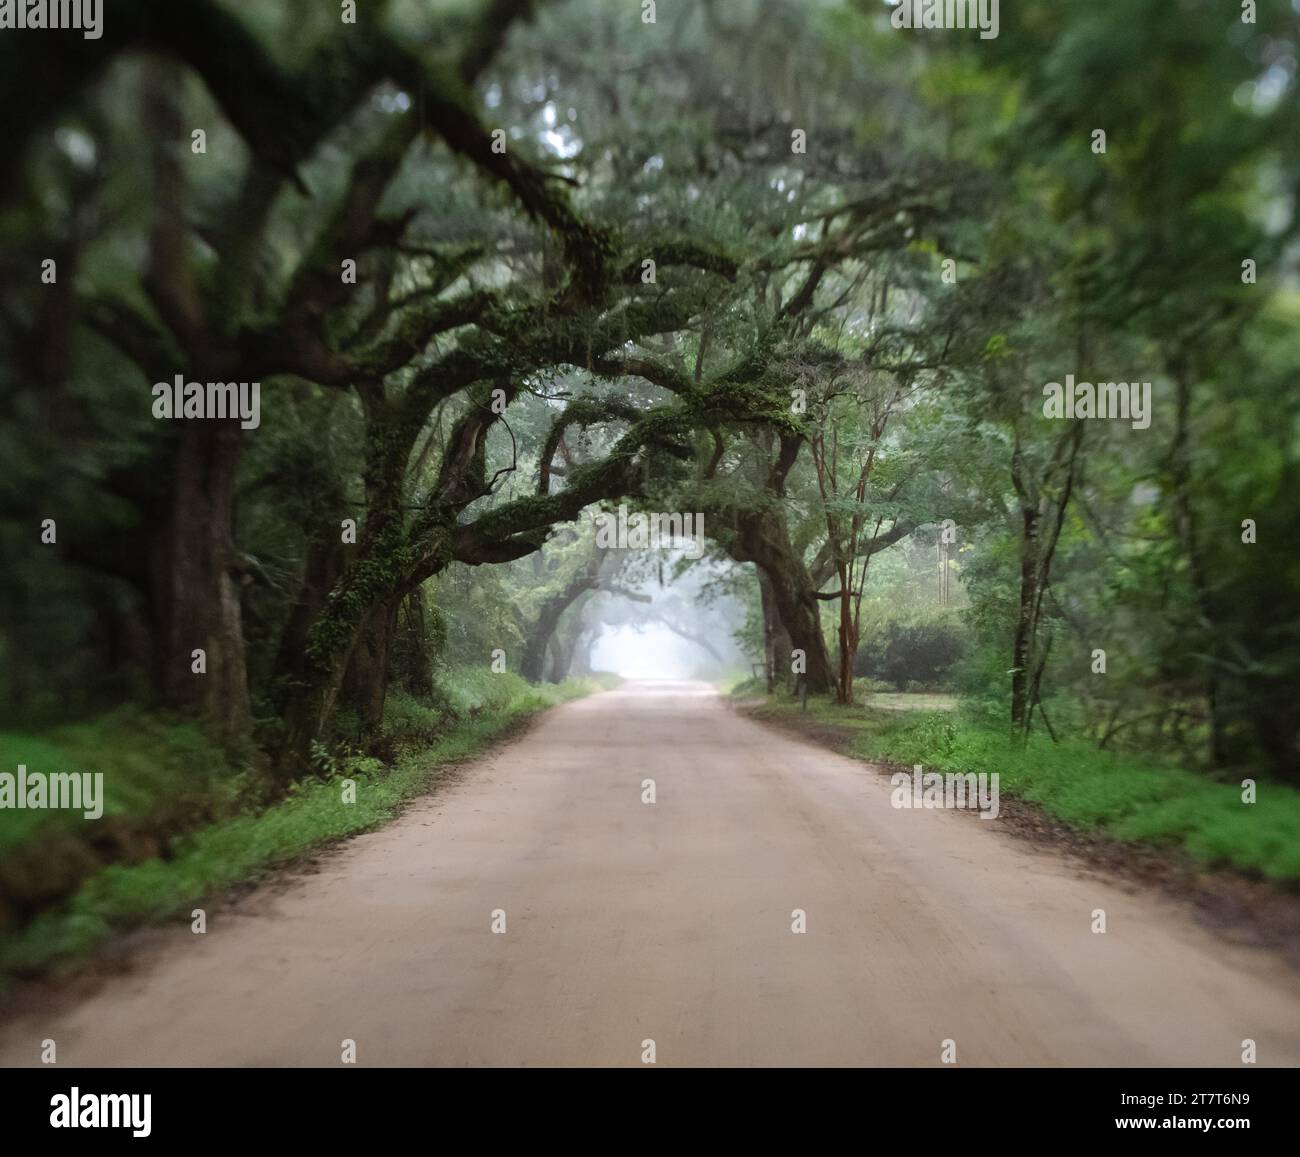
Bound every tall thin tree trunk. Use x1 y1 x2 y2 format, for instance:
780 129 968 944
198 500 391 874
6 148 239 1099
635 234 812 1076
1010 502 1039 732
1168 367 1227 768
837 561 854 705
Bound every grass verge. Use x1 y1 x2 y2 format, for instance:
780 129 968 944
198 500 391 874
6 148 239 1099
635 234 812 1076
0 673 616 986
735 682 1300 884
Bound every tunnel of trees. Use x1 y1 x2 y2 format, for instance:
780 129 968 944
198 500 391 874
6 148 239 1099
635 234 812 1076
2 0 1298 803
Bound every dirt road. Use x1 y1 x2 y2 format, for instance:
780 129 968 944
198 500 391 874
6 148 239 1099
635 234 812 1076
3 681 1298 1066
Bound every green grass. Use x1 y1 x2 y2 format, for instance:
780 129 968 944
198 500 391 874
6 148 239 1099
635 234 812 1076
860 691 958 712
0 673 615 983
0 709 248 857
738 686 1300 883
714 669 761 696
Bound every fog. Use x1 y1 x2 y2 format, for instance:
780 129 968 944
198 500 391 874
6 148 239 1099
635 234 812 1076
591 623 704 679
585 554 748 681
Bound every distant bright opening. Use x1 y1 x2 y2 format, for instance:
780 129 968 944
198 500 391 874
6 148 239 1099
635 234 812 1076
590 624 699 680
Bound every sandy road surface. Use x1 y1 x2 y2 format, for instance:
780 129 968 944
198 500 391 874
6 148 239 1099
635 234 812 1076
2 680 1298 1067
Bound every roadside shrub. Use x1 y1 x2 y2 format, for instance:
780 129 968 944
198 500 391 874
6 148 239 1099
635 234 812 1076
855 620 965 690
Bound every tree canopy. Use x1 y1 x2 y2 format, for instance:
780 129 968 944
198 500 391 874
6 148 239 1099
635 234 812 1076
2 0 1297 787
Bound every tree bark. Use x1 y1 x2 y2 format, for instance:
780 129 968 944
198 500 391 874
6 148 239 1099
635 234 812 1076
340 597 402 733
1009 423 1081 735
396 586 435 697
140 60 251 741
547 611 584 683
272 536 346 701
1168 366 1227 768
154 420 251 742
759 572 793 693
836 559 856 705
566 624 597 679
730 509 836 695
522 550 604 683
1009 502 1039 731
